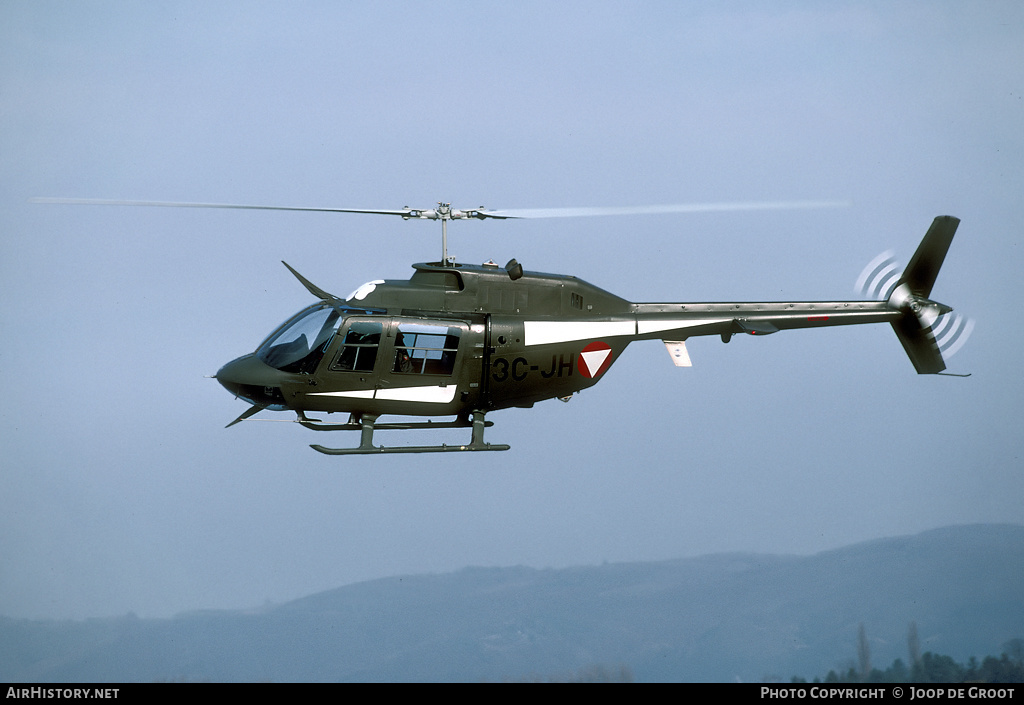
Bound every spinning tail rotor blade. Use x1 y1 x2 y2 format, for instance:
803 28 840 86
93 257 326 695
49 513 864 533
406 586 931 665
855 250 902 301
931 308 975 358
856 243 973 364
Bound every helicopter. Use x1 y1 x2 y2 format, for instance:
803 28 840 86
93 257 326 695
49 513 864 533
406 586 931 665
33 198 969 455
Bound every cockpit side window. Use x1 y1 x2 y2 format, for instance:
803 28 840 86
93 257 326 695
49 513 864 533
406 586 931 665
331 320 383 372
393 323 461 375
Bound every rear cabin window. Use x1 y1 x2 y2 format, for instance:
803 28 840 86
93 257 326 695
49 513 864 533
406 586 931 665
393 323 460 375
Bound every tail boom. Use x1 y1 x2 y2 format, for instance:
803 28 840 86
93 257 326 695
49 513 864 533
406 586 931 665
633 300 899 341
630 215 962 374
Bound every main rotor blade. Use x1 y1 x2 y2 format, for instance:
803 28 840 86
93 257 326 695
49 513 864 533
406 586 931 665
483 200 850 219
30 197 849 220
28 197 413 217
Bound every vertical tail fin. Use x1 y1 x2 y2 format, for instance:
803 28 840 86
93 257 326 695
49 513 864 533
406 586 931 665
898 216 959 298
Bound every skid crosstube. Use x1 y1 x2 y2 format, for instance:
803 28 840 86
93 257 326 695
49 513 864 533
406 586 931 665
307 411 510 455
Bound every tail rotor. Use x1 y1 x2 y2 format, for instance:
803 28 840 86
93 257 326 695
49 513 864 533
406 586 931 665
856 216 972 372
932 309 974 358
855 250 902 301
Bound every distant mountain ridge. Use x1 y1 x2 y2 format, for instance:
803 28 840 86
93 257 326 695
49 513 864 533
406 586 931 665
2 524 1022 682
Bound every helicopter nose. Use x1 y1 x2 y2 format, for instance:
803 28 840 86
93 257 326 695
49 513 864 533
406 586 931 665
215 354 289 406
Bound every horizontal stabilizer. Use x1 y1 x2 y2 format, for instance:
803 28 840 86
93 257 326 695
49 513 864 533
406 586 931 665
663 340 692 367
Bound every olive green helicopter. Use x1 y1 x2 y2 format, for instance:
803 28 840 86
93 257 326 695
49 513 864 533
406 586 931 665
33 198 970 455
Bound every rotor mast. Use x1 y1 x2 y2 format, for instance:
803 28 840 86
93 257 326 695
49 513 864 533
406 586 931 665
400 202 466 265
405 202 484 265
438 202 451 265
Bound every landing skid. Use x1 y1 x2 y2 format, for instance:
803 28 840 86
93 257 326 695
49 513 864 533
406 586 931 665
304 411 511 455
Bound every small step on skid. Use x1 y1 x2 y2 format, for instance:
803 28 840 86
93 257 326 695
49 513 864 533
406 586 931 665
300 411 511 455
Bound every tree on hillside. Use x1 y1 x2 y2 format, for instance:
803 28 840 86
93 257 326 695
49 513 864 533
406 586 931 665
908 620 921 671
912 652 964 683
795 638 1024 683
857 623 871 682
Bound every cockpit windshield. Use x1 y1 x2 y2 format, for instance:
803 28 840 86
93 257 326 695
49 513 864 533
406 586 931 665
256 303 341 374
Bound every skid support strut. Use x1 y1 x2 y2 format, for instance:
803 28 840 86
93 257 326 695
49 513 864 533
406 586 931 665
309 411 511 455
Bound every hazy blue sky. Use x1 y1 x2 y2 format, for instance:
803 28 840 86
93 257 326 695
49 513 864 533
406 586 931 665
2 1 1022 620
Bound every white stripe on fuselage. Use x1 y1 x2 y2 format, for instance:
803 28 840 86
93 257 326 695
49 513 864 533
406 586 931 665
376 385 457 403
637 318 731 335
524 320 635 346
309 385 457 404
308 389 375 399
524 318 732 345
